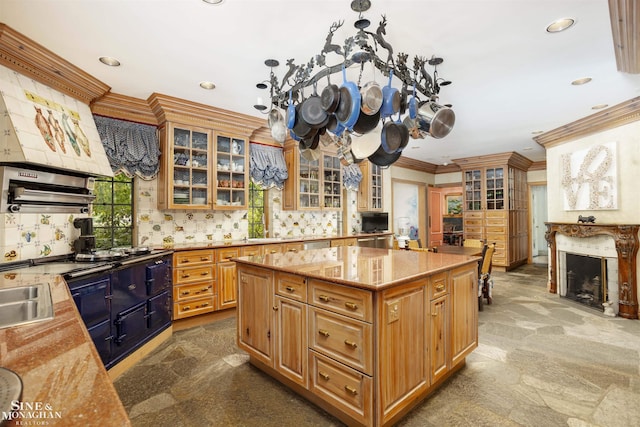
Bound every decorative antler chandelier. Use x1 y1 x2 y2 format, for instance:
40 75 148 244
256 0 455 166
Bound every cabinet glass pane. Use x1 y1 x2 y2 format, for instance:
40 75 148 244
170 126 210 207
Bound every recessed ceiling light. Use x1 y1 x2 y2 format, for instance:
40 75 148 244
199 81 216 90
202 0 224 4
531 131 544 135
99 56 120 67
591 104 609 110
522 147 533 151
546 18 575 33
571 77 592 86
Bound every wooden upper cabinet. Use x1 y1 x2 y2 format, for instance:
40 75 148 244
282 140 343 211
158 122 212 210
148 92 264 212
357 160 383 212
457 152 532 270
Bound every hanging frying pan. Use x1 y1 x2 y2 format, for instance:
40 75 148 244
321 75 341 114
380 119 403 154
380 69 400 119
352 108 381 135
336 65 361 131
286 91 295 130
368 143 402 167
292 104 315 140
350 121 382 160
300 83 329 129
360 80 383 115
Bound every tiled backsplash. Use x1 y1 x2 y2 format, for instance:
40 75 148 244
0 177 364 262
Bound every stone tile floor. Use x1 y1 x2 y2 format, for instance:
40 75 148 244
114 263 640 426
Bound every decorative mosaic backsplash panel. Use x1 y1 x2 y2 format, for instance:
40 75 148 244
1 212 81 262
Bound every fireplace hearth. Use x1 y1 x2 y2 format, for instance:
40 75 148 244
545 223 639 319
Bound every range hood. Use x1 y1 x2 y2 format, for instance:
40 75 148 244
0 63 113 177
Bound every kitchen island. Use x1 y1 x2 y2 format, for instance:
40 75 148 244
234 246 480 427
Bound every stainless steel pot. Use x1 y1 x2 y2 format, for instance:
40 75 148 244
416 101 455 139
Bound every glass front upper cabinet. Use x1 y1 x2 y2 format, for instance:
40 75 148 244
215 134 247 209
170 126 210 208
485 167 504 210
299 154 320 209
464 169 482 210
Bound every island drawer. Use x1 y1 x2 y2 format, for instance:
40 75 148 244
174 249 215 266
173 281 214 301
174 295 215 318
309 349 372 426
429 272 449 300
174 265 216 284
309 307 373 375
276 272 307 302
217 247 240 262
308 280 372 322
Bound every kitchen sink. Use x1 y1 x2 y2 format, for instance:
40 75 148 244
0 284 53 329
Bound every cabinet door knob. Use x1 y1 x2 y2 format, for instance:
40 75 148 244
273 306 278 311
435 284 445 293
318 329 330 337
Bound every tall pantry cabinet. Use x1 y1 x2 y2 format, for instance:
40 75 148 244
458 152 531 270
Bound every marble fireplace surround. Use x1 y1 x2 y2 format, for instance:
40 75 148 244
545 223 640 319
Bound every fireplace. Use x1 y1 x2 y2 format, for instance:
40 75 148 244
564 253 607 310
545 223 639 319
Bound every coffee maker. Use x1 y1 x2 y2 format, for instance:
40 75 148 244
73 217 96 254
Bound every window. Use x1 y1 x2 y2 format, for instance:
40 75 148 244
248 181 266 238
92 173 134 249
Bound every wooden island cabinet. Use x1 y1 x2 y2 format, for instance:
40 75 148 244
235 246 479 427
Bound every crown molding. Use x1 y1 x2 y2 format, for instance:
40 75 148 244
91 92 158 125
534 96 640 148
393 156 438 174
0 23 110 104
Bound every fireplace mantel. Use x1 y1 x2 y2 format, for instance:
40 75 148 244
545 222 640 319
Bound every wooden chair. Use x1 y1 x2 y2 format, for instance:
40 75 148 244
478 243 495 311
463 238 485 248
407 239 422 249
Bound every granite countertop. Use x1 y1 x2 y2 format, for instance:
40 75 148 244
232 246 481 291
0 273 130 426
165 232 392 251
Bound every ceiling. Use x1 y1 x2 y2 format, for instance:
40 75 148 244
2 0 639 166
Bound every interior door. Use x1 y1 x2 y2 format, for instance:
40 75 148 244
428 186 444 246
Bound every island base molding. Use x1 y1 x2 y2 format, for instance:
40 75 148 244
247 355 467 427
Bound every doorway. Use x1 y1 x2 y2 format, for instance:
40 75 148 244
529 183 548 265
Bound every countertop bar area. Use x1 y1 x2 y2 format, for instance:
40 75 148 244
234 246 480 426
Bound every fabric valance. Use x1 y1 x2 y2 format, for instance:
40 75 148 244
94 115 160 180
249 143 289 190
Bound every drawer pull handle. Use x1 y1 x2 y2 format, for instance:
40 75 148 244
182 274 190 278
318 329 330 337
183 306 191 311
344 340 358 348
200 257 208 261
344 385 358 395
285 286 295 293
181 260 190 263
181 291 190 296
435 284 445 292
318 295 330 303
319 371 330 381
200 303 208 308
201 271 209 276
344 302 358 310
269 250 278 254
